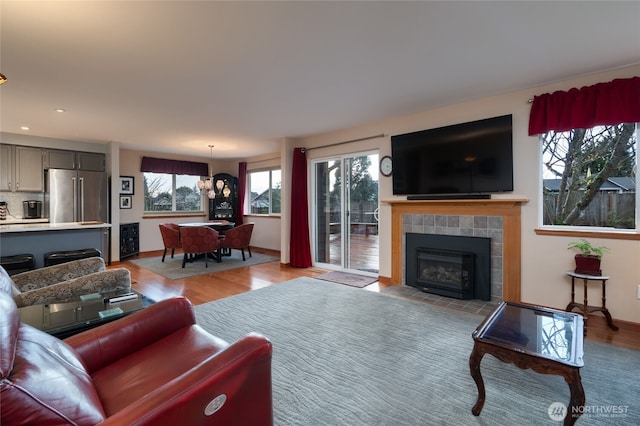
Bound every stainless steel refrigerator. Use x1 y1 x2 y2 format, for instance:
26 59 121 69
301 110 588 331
45 168 110 260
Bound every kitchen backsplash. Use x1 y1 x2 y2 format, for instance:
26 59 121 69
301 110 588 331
0 191 45 220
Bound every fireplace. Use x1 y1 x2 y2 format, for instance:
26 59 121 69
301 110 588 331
416 248 475 299
406 233 491 301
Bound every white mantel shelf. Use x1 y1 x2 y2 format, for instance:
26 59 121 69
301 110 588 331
386 198 528 302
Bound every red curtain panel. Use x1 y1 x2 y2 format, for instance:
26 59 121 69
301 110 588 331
236 162 247 226
289 148 312 267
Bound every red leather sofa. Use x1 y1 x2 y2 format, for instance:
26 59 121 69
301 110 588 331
0 266 273 425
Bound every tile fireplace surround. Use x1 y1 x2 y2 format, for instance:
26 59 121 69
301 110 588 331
386 199 527 303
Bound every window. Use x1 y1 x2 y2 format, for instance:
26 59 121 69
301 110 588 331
541 123 637 230
143 172 203 213
248 169 281 215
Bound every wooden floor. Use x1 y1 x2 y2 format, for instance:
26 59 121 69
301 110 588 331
117 248 640 351
327 233 379 273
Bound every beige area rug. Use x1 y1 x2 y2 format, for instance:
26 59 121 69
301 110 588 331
314 271 378 288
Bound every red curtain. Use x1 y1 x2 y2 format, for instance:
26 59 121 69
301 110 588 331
528 76 640 135
236 162 247 226
289 148 312 267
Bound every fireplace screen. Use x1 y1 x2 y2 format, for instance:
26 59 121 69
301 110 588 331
416 248 475 299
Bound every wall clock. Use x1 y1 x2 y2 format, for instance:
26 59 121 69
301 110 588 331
380 155 393 177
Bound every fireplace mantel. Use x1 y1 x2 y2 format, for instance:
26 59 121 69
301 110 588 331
384 198 528 302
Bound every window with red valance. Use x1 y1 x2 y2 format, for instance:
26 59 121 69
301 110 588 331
141 157 209 213
532 76 639 232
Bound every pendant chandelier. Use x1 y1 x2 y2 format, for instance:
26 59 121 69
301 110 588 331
197 145 216 199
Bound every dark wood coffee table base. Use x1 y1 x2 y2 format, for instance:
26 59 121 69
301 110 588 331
469 340 585 426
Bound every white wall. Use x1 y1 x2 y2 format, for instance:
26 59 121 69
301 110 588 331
293 65 640 323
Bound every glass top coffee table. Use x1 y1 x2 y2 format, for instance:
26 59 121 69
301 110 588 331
469 301 584 426
18 290 155 339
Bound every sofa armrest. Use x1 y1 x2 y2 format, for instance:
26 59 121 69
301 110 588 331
12 257 106 291
66 297 197 373
13 268 131 308
99 333 273 426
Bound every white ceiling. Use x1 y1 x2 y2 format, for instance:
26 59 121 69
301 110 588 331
1 1 639 159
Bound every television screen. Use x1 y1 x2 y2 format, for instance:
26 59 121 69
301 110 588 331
391 115 513 196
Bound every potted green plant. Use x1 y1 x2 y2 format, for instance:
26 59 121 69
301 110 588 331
568 239 610 276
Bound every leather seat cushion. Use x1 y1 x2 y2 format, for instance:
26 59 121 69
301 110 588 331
1 323 106 425
91 325 229 416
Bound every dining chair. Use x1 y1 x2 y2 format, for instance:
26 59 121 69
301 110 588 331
158 223 182 262
179 226 221 268
220 222 254 261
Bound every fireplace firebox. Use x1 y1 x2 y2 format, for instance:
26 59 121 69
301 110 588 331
406 233 491 301
416 248 475 299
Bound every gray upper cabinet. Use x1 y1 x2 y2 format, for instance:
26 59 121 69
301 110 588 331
0 144 13 191
44 149 105 172
77 152 105 171
0 145 44 192
15 146 44 192
44 149 76 169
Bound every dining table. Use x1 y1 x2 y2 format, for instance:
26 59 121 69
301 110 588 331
179 220 235 232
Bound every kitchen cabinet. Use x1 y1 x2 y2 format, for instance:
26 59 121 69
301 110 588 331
77 152 105 171
44 149 75 169
120 222 139 259
0 144 43 192
0 145 12 191
44 149 105 172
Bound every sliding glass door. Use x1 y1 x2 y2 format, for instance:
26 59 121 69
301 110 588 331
312 152 379 274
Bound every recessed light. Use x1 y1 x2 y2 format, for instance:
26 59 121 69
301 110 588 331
55 108 66 113
20 126 30 131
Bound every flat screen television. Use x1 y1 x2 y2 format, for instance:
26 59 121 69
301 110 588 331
391 114 513 197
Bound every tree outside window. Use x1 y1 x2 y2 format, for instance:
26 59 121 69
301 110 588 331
144 172 202 212
541 123 637 229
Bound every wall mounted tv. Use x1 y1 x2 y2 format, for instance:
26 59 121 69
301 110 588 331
391 114 513 198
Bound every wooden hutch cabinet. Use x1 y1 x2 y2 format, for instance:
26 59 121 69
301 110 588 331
208 173 238 223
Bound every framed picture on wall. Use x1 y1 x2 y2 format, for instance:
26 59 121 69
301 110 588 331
120 176 135 195
120 195 132 209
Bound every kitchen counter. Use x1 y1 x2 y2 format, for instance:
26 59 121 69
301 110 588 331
0 221 111 233
0 218 50 225
0 222 111 268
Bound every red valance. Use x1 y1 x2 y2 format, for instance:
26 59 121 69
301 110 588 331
140 156 208 176
528 76 640 135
